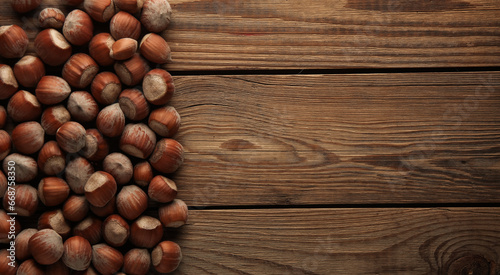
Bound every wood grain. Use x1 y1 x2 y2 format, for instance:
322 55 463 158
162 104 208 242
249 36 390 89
1 0 500 70
170 208 500 274
170 72 500 206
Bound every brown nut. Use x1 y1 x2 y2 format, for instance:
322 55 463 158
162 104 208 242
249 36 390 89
67 91 99 122
0 64 18 100
63 53 99 88
11 0 42 13
110 11 141 40
0 210 21 243
114 53 150 86
39 8 66 29
103 152 133 185
7 90 42 122
0 171 6 198
13 55 46 88
2 184 38 216
45 260 70 275
143 69 175 105
89 196 116 217
11 121 44 155
148 105 180 137
110 38 138 60
141 0 172 33
0 106 6 129
28 229 64 265
0 249 17 275
149 138 184 174
115 0 144 13
41 105 71 135
84 0 116 22
0 25 28 59
2 154 38 183
15 228 38 261
65 157 94 194
73 216 102 245
38 141 65 176
63 9 94 46
102 214 129 247
16 259 43 275
84 171 117 207
34 29 72 66
133 161 153 187
151 241 182 274
96 103 126 137
38 177 70 207
89 33 115 67
119 123 156 159
35 76 71 105
67 0 84 5
140 33 172 64
62 195 89 222
92 243 124 275
148 175 177 203
159 199 188 228
116 185 148 220
119 88 149 121
0 131 10 161
91 71 122 105
56 121 87 153
123 248 151 275
62 236 92 271
80 129 109 161
37 209 72 238
130 216 163 248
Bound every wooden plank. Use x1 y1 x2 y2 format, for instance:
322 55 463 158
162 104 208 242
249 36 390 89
170 72 500 206
1 0 500 70
170 207 500 274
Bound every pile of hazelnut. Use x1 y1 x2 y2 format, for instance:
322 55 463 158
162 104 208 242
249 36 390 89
0 0 188 274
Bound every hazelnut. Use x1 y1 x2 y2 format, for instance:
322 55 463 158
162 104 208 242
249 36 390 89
110 38 138 60
133 161 153 187
130 216 163 248
116 185 148 220
56 121 87 153
84 0 116 22
0 64 18 100
0 25 28 58
123 248 151 275
0 130 11 161
13 55 46 88
0 210 21 243
62 236 92 271
2 184 38 216
114 53 150 86
28 229 64 265
39 8 66 29
80 129 109 161
11 0 42 13
62 195 89 222
148 175 177 203
89 195 116 217
91 71 122 104
0 106 6 128
143 69 175 105
14 228 38 261
38 177 70 207
119 123 156 159
73 216 102 244
148 105 181 137
41 105 71 135
119 88 150 121
38 141 66 176
102 214 130 247
96 103 126 137
16 259 44 275
63 9 94 46
34 29 72 66
2 154 38 183
62 54 99 88
110 11 141 40
0 171 6 197
7 90 42 122
37 209 72 238
141 0 172 33
103 153 133 185
115 0 144 13
45 260 70 275
151 241 182 274
67 91 99 122
140 33 172 64
11 121 45 155
35 75 72 105
92 243 124 275
84 171 117 207
0 249 17 275
159 199 188 228
65 157 95 194
149 138 184 174
89 33 116 67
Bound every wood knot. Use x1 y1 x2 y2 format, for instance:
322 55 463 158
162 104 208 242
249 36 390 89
220 139 259 151
444 255 493 275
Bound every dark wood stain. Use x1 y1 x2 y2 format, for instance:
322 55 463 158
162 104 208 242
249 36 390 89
346 0 474 12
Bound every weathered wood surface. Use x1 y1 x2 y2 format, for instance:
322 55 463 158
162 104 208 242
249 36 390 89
1 0 500 70
170 208 500 274
171 72 500 207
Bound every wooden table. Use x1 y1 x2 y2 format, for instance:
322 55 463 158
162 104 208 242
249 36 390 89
2 0 500 274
